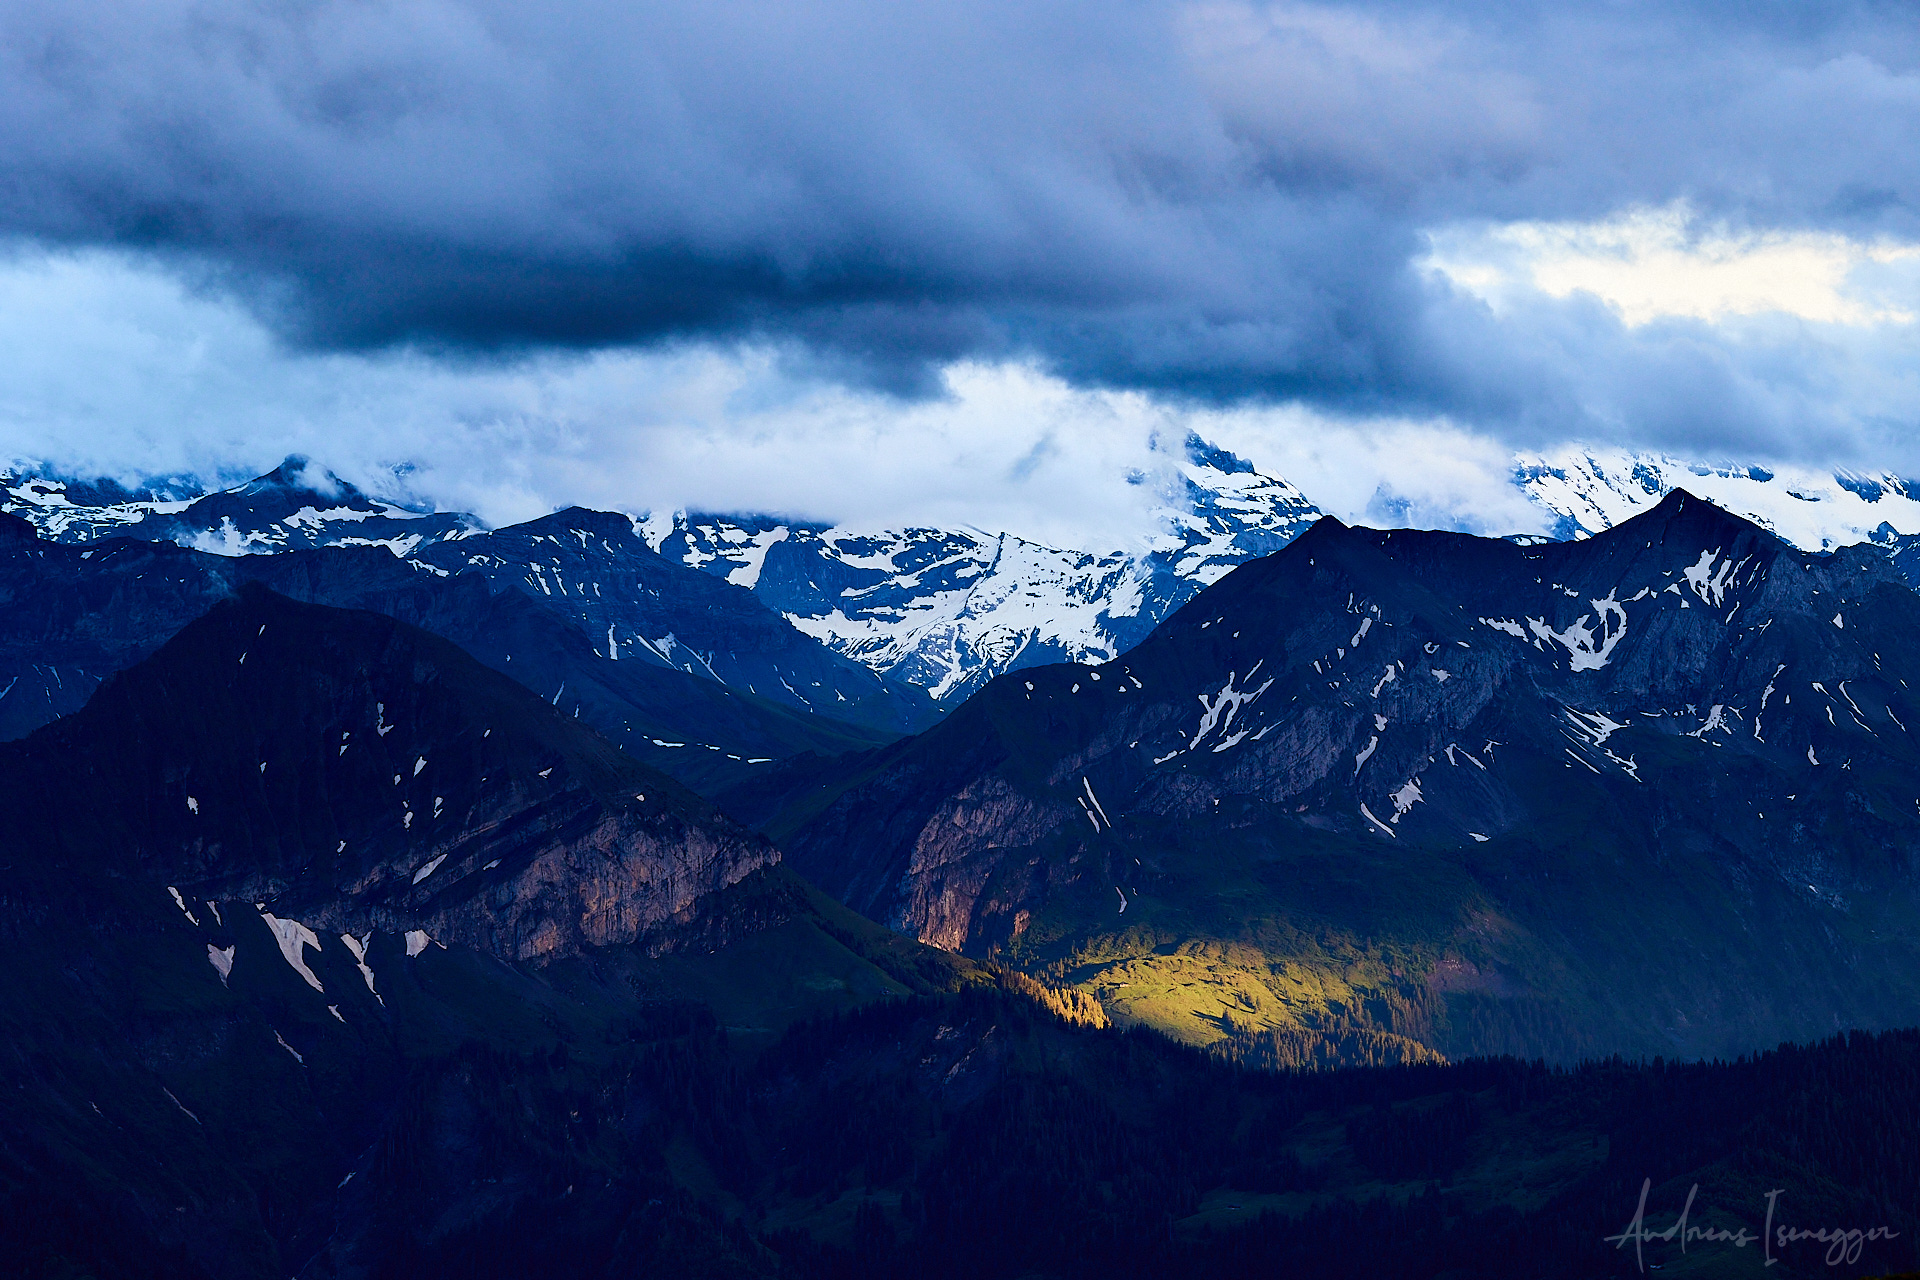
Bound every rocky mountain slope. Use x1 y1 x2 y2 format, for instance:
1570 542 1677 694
4 584 778 955
411 506 937 734
764 491 1920 1063
0 583 1003 1276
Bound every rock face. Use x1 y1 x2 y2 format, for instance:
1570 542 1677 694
1 584 776 962
773 492 1920 1060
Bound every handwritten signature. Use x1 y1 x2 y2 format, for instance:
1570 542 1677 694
1605 1178 1899 1270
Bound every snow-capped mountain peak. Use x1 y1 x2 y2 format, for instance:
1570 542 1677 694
1142 432 1322 584
0 455 479 554
639 433 1326 703
1515 444 1920 551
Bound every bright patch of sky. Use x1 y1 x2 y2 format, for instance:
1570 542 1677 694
1425 203 1920 328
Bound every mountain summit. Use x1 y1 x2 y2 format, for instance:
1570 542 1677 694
0 455 478 554
641 433 1324 702
767 491 1920 1061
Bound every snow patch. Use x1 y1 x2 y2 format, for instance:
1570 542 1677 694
1564 708 1629 746
1082 778 1113 830
163 1088 201 1124
1760 664 1786 712
340 933 382 1003
1188 673 1274 750
1389 777 1423 820
260 913 325 992
1527 590 1627 672
1682 549 1736 606
1359 803 1396 837
1687 705 1731 738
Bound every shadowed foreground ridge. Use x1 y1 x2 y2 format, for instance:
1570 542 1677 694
0 582 776 959
6 977 1920 1278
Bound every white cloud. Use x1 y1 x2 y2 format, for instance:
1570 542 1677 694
1425 202 1920 327
0 248 1221 548
1182 404 1551 537
20 245 1903 557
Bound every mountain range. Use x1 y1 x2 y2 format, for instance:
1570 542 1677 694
6 477 1920 1275
3 495 1920 1280
1516 444 1920 549
2 435 1321 712
12 445 1920 1274
16 438 1920 714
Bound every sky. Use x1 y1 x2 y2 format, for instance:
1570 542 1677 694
1 0 1917 546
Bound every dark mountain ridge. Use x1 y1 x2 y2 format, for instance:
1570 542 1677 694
413 505 939 735
3 584 774 958
0 512 895 793
0 585 994 1276
769 492 1920 1061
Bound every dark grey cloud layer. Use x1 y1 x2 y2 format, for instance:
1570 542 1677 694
3 0 1918 428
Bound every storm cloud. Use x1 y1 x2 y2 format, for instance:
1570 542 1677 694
4 0 1918 429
